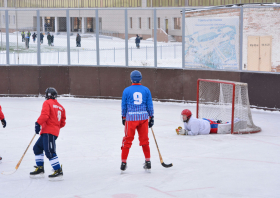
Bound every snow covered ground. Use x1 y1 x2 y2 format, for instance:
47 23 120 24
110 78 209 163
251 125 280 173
0 33 182 67
0 97 279 198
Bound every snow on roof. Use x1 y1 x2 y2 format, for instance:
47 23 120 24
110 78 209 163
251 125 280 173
183 3 280 13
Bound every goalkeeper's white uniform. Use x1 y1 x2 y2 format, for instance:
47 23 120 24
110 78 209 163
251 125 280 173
184 116 211 136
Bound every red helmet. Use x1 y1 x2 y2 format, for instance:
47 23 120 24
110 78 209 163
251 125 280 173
181 109 192 122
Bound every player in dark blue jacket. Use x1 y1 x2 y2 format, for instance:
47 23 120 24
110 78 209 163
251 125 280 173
121 70 154 172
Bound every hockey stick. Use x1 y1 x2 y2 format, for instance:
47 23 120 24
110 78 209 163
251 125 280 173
151 128 173 168
2 134 36 175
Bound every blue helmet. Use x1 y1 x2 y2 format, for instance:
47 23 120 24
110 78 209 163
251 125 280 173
130 70 142 83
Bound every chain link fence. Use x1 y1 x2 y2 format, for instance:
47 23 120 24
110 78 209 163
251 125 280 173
0 5 280 72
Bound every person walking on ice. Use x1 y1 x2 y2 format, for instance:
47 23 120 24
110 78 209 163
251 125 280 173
121 70 154 172
176 109 220 136
0 105 7 163
30 87 66 180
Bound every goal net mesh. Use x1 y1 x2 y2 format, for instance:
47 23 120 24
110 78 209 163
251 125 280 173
197 79 261 134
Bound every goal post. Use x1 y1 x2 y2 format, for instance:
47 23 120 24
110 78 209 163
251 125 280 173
197 79 261 134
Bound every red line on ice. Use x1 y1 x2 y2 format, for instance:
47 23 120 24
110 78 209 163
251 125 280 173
146 186 176 197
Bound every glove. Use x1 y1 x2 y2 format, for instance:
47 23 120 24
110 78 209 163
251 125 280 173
1 119 6 128
176 126 182 135
176 126 187 135
122 116 126 126
35 122 41 134
149 116 154 128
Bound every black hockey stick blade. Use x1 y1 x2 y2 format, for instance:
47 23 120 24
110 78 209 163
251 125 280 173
161 162 173 168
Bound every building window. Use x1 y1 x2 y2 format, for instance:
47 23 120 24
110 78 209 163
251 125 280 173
130 17 132 29
174 17 181 30
168 0 172 6
147 17 151 29
138 17 141 29
13 15 15 24
158 17 160 28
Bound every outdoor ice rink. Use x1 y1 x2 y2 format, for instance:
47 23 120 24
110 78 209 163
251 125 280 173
0 97 279 198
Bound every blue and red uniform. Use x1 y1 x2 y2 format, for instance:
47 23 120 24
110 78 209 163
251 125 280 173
203 118 219 133
121 83 154 162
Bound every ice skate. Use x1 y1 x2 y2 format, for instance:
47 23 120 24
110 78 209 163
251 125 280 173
143 161 151 173
49 165 63 181
0 156 2 164
120 162 127 172
30 165 45 178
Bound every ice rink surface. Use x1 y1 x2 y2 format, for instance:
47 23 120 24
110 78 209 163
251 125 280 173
0 97 279 198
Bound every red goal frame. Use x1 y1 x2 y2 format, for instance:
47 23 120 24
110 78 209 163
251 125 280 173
196 79 261 134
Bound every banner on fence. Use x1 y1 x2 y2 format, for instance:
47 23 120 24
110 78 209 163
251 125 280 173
185 17 239 70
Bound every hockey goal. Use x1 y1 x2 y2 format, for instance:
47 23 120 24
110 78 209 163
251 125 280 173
196 79 261 134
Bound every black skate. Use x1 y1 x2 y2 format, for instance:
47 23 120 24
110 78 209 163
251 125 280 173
120 162 127 172
0 156 2 164
143 161 151 172
30 165 44 178
49 165 63 181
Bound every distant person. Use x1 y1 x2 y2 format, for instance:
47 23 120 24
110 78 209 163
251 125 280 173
76 33 81 47
25 34 30 49
51 35 54 46
32 32 37 43
47 32 52 46
44 23 48 32
40 33 44 44
21 31 25 42
135 34 141 49
27 31 31 43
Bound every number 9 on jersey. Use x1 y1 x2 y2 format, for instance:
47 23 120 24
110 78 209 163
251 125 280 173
133 92 142 105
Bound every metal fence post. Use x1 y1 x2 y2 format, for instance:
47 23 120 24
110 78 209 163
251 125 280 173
239 7 243 71
95 9 100 66
161 45 162 59
114 47 115 62
182 8 185 68
146 45 148 60
153 9 157 67
5 10 9 65
66 9 71 65
78 50 79 64
125 9 128 66
37 10 41 65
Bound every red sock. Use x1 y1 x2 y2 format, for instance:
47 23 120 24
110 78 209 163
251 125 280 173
121 147 130 162
142 145 150 161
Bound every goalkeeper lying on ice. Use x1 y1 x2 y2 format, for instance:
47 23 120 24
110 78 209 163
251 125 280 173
176 109 221 136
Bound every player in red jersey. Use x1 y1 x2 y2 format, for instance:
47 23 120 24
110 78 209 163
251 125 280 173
30 87 66 180
0 105 7 163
